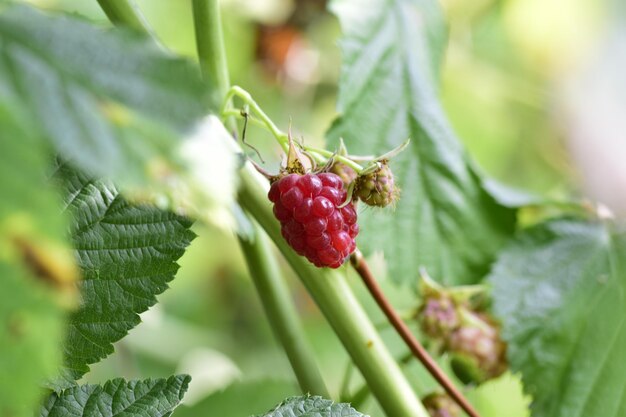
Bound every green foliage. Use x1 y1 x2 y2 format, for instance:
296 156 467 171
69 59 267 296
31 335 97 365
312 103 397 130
489 218 626 417
39 375 191 417
0 104 70 417
0 1 613 417
0 263 66 417
0 4 213 190
0 106 63 241
49 163 195 385
175 380 299 417
254 395 368 417
328 0 516 286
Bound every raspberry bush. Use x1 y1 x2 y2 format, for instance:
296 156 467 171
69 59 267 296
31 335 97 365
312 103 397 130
2 1 618 417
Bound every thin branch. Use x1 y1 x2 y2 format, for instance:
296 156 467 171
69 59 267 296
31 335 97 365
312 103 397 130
350 249 481 417
239 219 329 396
221 87 367 173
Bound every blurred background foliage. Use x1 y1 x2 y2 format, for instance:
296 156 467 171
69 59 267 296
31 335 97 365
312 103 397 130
21 0 612 415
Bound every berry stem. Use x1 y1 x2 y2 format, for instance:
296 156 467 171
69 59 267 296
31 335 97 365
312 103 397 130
190 0 332 398
239 219 330 397
350 249 482 417
301 145 365 173
221 87 365 173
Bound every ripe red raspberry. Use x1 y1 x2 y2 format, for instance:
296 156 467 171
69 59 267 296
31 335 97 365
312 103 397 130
268 172 358 268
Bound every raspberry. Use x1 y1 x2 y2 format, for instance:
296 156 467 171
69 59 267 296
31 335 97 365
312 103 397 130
422 393 461 417
448 312 507 384
354 162 398 207
268 172 358 268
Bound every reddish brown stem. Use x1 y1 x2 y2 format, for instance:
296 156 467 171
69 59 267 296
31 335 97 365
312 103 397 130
350 249 481 417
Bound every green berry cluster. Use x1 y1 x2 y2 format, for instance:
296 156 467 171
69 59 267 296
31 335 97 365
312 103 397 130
354 162 398 207
416 275 507 385
447 311 507 384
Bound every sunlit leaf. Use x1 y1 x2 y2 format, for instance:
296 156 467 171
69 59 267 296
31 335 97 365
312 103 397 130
490 218 626 417
328 0 516 285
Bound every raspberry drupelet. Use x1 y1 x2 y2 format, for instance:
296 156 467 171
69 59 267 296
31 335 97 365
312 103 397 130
268 172 359 268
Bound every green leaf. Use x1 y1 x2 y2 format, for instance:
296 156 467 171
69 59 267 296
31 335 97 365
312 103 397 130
0 104 72 417
0 263 67 417
39 375 191 417
328 0 515 285
0 103 65 244
489 218 626 417
174 380 298 417
254 395 368 417
53 163 196 385
0 4 214 190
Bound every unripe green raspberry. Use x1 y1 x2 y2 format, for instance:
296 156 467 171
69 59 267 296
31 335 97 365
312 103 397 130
354 162 398 207
330 161 357 187
422 392 461 417
448 312 507 384
417 294 460 341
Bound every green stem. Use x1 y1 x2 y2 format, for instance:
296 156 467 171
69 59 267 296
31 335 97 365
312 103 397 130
347 351 416 409
239 164 429 417
222 87 365 172
191 0 230 99
222 86 289 153
238 220 329 396
96 0 154 34
339 362 354 401
191 0 237 132
190 0 330 397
